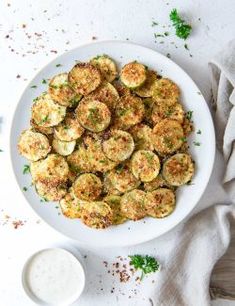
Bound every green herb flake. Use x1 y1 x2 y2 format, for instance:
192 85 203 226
56 64 62 67
193 141 201 146
170 9 192 40
164 32 169 36
197 129 202 135
184 44 189 50
129 255 160 280
23 164 30 174
151 21 158 27
154 33 164 38
30 85 37 89
23 186 28 192
0 149 3 152
166 53 171 58
186 110 193 121
180 137 187 143
42 79 47 84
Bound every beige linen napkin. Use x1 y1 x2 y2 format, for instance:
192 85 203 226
152 40 235 306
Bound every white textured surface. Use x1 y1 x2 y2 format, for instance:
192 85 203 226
0 0 234 305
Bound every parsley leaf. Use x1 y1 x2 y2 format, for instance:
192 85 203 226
186 110 193 121
42 79 47 84
56 64 62 67
23 164 30 174
129 255 160 280
170 9 192 40
30 85 37 89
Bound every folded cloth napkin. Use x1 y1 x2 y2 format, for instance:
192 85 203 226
151 40 235 306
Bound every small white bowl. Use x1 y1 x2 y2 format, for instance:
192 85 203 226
22 247 85 306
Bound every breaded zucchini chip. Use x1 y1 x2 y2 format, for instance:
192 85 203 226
145 188 176 218
120 189 146 220
52 138 76 156
84 134 117 172
35 181 67 202
104 195 126 225
152 78 180 105
76 99 111 132
73 173 102 201
59 189 83 218
90 55 118 82
54 113 84 141
49 73 82 107
114 95 144 130
120 62 147 89
162 153 194 186
68 63 102 95
131 150 160 182
129 124 154 151
152 119 184 155
18 129 51 161
31 154 69 186
89 81 119 111
134 70 157 97
80 201 113 229
144 174 171 192
67 145 92 174
112 80 131 97
102 130 134 162
106 163 140 194
32 93 66 127
151 102 184 124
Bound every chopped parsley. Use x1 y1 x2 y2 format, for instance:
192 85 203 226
193 141 201 146
184 44 189 50
88 107 100 124
164 32 169 36
30 85 37 89
170 9 192 40
154 33 164 38
186 110 193 121
23 186 28 192
180 137 187 143
39 115 49 125
23 164 30 174
129 255 160 280
40 197 48 203
166 53 171 59
151 21 158 27
56 63 62 67
197 129 202 134
144 152 154 164
0 149 3 152
42 79 47 84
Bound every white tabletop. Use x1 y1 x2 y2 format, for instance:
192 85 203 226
0 0 234 305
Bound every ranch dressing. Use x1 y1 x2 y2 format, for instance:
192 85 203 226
23 248 85 305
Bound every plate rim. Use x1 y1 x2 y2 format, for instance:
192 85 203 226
9 40 216 247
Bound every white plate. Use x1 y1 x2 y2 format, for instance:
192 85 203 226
10 41 215 247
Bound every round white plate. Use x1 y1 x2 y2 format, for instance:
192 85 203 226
10 41 215 247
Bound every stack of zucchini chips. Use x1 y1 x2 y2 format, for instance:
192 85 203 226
18 55 195 229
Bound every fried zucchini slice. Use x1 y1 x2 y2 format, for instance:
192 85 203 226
144 174 171 192
31 120 54 135
68 63 102 96
120 62 147 89
104 195 127 225
134 70 157 97
152 78 180 105
52 138 76 156
182 117 193 136
102 130 134 162
129 124 154 151
152 119 184 155
76 99 111 132
145 188 176 218
120 189 146 220
84 134 117 172
35 181 67 202
59 189 83 218
131 150 160 182
112 80 131 97
89 81 119 111
31 154 69 186
162 153 194 186
31 93 66 127
114 95 145 130
90 55 118 82
18 129 51 161
67 145 92 174
103 175 122 196
54 114 84 141
106 163 140 194
151 102 184 124
48 73 82 107
73 173 102 201
80 201 113 229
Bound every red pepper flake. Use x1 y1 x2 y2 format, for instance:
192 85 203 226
12 220 25 229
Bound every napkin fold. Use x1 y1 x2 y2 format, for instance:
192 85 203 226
152 40 235 306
